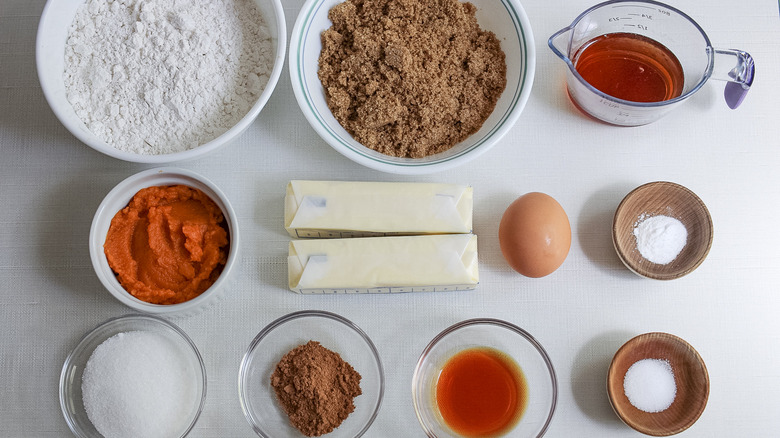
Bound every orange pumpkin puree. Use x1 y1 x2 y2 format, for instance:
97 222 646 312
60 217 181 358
104 185 229 305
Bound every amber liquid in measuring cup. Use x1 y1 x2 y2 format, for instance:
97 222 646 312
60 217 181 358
573 32 684 102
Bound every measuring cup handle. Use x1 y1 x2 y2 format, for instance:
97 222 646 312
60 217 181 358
711 48 755 109
547 27 573 63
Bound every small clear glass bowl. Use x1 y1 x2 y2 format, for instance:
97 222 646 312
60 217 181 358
239 310 384 437
60 314 207 438
413 319 558 437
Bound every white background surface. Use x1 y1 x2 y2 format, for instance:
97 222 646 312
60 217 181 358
1 0 779 436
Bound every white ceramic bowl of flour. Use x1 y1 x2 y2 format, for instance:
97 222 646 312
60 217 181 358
36 0 286 163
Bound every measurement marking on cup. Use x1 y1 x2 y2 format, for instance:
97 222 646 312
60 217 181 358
623 24 649 31
599 98 620 108
613 4 655 9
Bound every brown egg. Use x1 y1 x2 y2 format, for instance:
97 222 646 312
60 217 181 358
499 192 571 278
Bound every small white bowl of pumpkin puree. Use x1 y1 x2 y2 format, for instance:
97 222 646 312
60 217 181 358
89 167 239 316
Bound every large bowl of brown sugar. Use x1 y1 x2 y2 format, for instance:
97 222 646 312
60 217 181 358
290 0 535 174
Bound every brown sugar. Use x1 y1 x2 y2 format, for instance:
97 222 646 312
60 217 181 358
270 341 363 437
318 0 507 158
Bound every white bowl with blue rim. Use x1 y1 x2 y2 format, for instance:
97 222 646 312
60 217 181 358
289 0 535 175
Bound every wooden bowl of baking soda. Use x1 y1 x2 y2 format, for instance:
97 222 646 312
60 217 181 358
612 181 713 280
607 333 709 436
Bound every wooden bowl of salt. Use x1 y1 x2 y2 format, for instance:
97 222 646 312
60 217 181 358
607 333 709 436
612 181 713 280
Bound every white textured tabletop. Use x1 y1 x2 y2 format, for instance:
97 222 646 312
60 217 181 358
2 0 779 436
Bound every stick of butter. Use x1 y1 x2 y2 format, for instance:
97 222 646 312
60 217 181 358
284 180 473 238
288 234 478 293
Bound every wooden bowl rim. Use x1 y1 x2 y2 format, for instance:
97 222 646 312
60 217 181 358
612 181 713 280
607 332 710 436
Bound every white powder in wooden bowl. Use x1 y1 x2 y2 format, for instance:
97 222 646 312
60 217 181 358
623 358 677 413
633 214 687 265
64 0 274 155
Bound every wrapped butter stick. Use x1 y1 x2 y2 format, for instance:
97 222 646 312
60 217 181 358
288 234 478 294
284 180 472 238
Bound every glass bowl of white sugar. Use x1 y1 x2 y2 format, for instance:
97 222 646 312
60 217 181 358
60 314 207 438
36 0 286 163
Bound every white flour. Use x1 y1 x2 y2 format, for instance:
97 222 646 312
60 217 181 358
633 214 687 265
64 0 273 154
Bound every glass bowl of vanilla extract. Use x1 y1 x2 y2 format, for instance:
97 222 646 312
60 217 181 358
413 319 558 437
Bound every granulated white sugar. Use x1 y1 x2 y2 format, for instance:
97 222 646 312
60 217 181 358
623 358 677 413
81 331 199 438
64 0 273 154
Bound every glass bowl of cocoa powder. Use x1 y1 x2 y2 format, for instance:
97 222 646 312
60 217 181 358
290 0 535 174
239 310 384 437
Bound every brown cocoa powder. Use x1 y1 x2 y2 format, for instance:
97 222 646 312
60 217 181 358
271 340 362 437
318 0 507 158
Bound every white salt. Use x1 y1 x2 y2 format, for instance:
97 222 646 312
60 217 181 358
81 331 199 438
623 358 676 413
633 214 687 265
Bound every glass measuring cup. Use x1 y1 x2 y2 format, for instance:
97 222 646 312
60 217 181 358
548 0 754 126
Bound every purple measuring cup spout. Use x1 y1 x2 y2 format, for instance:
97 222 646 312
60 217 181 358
710 48 755 109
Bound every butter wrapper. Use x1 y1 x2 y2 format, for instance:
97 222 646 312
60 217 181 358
288 234 478 294
284 180 472 238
